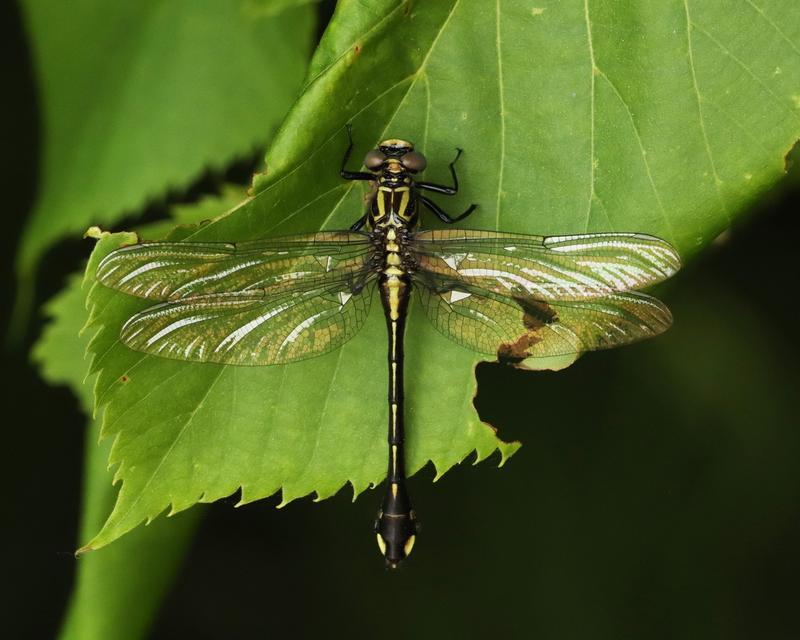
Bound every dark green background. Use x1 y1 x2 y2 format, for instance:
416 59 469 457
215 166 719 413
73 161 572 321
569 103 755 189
4 2 800 638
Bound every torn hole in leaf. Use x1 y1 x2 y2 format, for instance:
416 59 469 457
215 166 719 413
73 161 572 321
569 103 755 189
784 138 800 176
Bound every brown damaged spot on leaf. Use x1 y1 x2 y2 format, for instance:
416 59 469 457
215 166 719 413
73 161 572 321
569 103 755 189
120 375 129 383
497 297 558 365
249 164 269 196
353 43 362 55
255 162 269 178
469 362 522 465
498 333 541 364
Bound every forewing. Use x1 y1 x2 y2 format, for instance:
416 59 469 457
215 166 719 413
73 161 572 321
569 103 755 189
415 274 672 362
119 275 377 365
412 229 680 301
97 231 374 300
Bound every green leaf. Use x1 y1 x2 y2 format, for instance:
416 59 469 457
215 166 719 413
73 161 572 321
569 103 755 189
82 0 800 550
33 188 247 639
14 0 314 316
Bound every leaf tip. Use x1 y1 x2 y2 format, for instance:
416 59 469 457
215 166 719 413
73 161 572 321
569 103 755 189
348 480 374 502
497 441 522 467
432 460 456 482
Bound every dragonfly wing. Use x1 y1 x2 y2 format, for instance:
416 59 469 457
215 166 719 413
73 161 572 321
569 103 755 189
412 229 680 301
119 274 377 365
96 231 374 300
414 272 672 361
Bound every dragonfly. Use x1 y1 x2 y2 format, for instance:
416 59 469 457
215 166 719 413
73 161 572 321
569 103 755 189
96 126 681 568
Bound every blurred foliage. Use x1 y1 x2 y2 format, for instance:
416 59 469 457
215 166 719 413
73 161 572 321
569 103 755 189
22 1 314 636
13 0 314 328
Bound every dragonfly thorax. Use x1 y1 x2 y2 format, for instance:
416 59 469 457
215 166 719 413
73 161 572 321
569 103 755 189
361 137 426 233
368 182 419 231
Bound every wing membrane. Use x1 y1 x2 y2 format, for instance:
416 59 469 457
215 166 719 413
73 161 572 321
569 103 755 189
120 274 378 365
97 231 374 300
412 229 680 301
415 273 672 361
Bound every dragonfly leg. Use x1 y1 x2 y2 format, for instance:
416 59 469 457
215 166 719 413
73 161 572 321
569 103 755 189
340 124 375 181
416 148 464 195
349 213 368 231
419 193 477 224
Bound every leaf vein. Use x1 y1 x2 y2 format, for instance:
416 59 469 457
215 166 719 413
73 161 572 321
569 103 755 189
691 20 800 124
682 0 730 223
596 69 676 243
111 366 227 529
284 347 346 495
495 0 506 231
583 0 597 232
743 0 800 58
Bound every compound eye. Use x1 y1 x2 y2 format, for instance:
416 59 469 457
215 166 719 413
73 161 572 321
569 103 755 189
401 151 427 173
363 149 386 171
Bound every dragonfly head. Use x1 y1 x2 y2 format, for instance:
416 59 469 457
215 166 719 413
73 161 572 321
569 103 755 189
363 139 427 175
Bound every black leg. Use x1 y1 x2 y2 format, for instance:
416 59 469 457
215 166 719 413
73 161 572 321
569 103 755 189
349 213 368 231
416 181 456 195
416 148 464 195
340 124 375 181
419 194 477 224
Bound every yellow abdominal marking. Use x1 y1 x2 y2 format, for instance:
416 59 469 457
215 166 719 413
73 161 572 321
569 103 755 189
387 277 402 320
404 535 416 556
376 533 387 555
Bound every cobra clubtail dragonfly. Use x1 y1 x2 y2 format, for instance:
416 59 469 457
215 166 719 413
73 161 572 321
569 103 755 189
96 127 681 568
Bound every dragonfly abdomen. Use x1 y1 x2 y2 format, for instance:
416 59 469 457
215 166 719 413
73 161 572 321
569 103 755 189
375 230 417 568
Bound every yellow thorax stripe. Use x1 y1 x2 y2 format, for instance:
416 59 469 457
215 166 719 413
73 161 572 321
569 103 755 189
398 189 410 218
376 190 386 220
